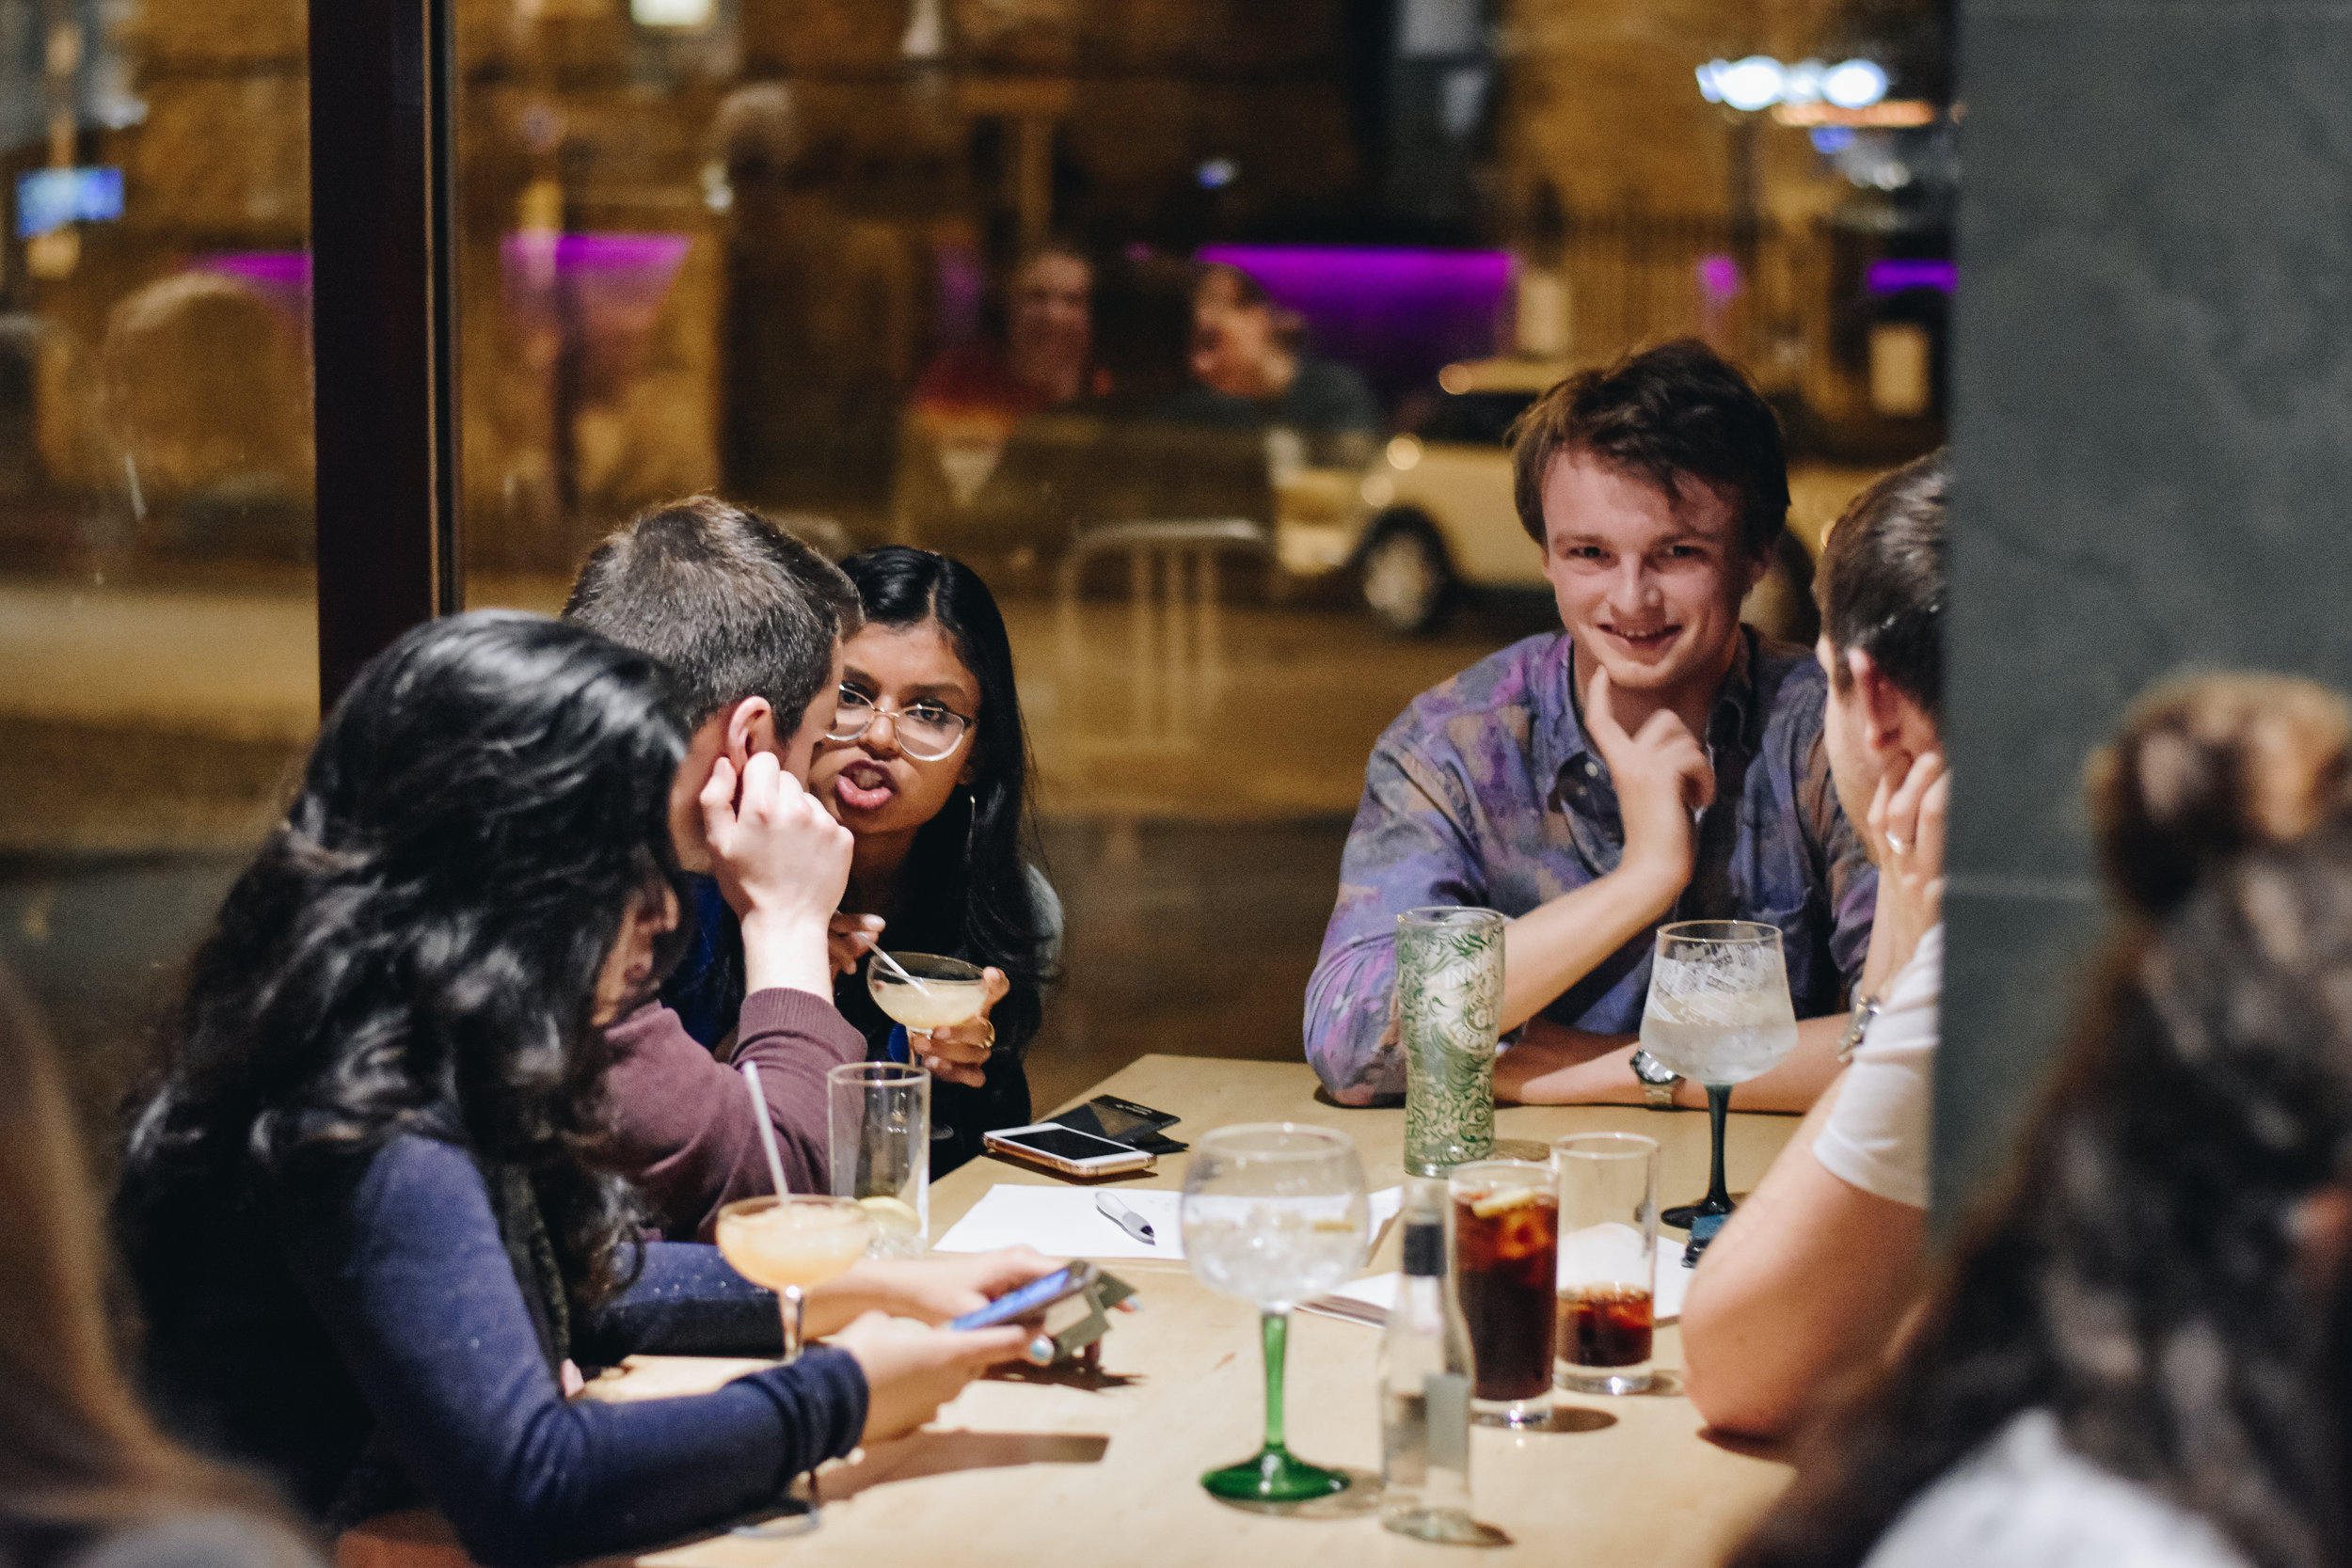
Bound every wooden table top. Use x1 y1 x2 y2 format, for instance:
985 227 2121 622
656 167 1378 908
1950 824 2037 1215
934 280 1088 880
342 1056 1801 1568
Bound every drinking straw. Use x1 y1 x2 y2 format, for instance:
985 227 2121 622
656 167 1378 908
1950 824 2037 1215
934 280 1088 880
867 945 935 997
739 1060 791 1196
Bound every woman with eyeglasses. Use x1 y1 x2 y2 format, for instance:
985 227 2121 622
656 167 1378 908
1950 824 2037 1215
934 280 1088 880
809 547 1061 1175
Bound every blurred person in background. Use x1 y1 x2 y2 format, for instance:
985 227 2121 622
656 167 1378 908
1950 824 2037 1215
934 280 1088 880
0 963 317 1568
1162 261 1381 465
1306 341 1876 1108
811 547 1061 1176
912 242 1099 425
1733 673 2352 1568
1681 451 1948 1438
115 614 1047 1566
897 243 1103 541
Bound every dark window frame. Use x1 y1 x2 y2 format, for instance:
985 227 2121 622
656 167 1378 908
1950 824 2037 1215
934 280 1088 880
307 0 461 711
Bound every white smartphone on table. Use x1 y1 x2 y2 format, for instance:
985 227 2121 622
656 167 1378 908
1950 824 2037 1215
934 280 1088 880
983 1123 1156 1178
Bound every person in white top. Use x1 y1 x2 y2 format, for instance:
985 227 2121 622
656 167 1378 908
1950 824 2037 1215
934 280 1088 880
1728 672 2352 1568
1681 451 1949 1438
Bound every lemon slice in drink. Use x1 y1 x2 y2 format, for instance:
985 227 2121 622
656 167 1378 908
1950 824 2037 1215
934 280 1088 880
858 1196 922 1235
1311 1217 1360 1233
1470 1187 1542 1218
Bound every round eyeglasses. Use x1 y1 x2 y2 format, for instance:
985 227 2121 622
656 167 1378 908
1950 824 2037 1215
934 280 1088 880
824 687 973 762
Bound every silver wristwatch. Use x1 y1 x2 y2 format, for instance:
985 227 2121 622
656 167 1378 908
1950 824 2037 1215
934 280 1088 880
1629 1048 1680 1110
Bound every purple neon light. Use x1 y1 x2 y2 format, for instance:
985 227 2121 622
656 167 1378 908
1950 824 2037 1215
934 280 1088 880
185 251 310 323
198 250 310 289
501 230 694 324
1196 244 1515 400
1867 259 1956 295
1697 254 1741 301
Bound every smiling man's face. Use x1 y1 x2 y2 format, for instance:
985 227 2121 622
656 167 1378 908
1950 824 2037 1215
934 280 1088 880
1540 450 1766 718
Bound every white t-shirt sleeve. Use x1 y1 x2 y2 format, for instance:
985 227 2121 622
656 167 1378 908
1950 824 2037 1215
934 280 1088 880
1812 923 1941 1209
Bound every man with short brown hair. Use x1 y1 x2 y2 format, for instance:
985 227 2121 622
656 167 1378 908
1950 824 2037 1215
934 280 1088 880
1305 341 1878 1107
565 496 874 1240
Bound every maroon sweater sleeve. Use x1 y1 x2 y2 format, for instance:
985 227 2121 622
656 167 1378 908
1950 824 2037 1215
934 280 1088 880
603 990 866 1243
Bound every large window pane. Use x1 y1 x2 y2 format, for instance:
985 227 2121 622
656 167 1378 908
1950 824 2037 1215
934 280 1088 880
0 0 312 1141
450 0 1950 1097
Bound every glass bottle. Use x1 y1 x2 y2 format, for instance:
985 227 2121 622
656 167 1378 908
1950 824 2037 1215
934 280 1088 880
1380 1186 1485 1543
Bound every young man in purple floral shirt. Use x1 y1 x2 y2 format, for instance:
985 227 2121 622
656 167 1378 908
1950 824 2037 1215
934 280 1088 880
1306 341 1879 1107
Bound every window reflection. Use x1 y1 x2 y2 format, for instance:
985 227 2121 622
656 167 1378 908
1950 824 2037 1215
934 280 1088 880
448 0 1947 1090
0 0 314 1144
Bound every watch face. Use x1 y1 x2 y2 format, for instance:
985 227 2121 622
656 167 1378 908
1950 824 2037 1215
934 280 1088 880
1630 1048 1677 1085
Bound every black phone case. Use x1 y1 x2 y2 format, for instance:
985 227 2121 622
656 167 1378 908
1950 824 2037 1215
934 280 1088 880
1050 1095 1187 1154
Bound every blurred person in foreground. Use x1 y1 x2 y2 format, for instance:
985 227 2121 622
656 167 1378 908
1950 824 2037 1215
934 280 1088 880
563 496 877 1239
1162 261 1381 464
1681 452 1948 1437
1305 341 1878 1107
117 615 1050 1567
1733 672 2352 1568
0 963 317 1568
810 547 1061 1175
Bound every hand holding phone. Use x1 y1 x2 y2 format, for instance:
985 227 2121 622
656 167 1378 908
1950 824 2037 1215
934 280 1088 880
945 1261 1102 1332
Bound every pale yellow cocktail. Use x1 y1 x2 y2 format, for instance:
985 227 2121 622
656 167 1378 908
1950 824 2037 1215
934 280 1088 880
866 951 988 1034
715 1195 874 1362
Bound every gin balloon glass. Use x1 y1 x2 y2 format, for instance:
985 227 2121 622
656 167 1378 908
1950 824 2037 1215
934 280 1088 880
1635 921 1799 1229
1182 1123 1370 1504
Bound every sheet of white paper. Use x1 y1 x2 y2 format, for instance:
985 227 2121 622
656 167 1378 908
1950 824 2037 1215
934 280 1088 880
1300 1243 1693 1327
934 1183 1403 1262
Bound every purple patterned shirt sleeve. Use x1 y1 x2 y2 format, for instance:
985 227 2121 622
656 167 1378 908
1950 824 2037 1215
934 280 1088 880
1303 631 1877 1103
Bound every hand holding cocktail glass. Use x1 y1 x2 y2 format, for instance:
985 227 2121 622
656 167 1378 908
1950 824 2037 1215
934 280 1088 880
867 950 1006 1088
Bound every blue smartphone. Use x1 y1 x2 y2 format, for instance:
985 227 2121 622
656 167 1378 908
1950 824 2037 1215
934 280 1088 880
946 1262 1101 1332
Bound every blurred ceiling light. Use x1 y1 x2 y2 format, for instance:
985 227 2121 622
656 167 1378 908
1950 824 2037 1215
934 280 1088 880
1699 55 1893 114
901 0 945 59
1715 56 1786 113
1197 158 1237 189
1823 58 1892 109
1362 474 1397 508
1387 435 1423 471
630 0 711 25
1437 363 1473 394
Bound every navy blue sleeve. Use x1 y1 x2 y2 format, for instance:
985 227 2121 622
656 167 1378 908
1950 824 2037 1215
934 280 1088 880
276 1137 866 1568
577 1241 786 1360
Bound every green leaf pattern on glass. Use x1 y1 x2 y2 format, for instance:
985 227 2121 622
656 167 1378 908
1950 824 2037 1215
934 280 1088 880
1397 909 1503 1175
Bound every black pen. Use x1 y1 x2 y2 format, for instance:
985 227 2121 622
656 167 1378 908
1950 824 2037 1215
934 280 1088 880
1096 1191 1156 1245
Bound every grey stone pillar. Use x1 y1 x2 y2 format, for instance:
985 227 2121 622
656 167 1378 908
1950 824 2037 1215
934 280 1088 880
1941 1 2352 1212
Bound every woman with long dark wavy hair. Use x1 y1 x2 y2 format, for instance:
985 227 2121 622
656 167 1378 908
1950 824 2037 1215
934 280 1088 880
809 546 1060 1173
0 961 315 1568
1732 673 2352 1568
116 613 1031 1568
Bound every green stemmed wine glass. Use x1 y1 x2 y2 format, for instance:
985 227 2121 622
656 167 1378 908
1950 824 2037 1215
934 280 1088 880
1182 1123 1370 1504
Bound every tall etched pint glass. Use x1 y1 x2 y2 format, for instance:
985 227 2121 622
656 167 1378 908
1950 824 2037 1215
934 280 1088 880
1397 906 1503 1176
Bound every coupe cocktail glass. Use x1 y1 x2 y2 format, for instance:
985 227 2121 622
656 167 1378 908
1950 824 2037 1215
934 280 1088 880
866 951 990 1037
713 1194 876 1538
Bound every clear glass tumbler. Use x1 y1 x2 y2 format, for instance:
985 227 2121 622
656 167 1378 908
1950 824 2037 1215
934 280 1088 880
827 1061 930 1257
1446 1157 1556 1428
1552 1132 1659 1396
